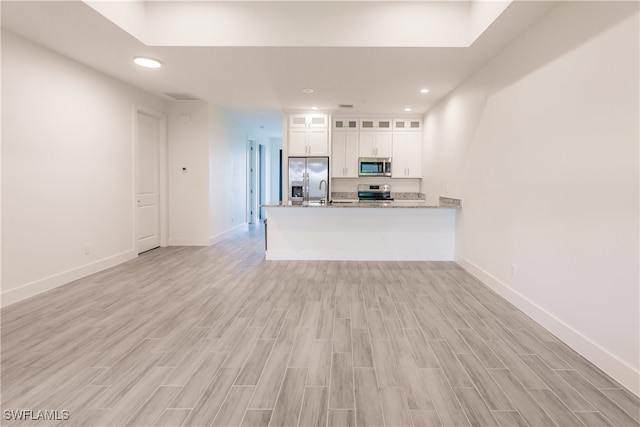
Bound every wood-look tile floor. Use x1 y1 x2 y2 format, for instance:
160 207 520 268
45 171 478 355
2 226 639 426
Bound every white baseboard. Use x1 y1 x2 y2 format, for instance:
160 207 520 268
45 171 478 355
209 223 249 246
1 250 137 308
457 257 640 396
266 249 454 261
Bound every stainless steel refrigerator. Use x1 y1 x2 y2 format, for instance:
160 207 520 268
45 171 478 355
288 157 329 205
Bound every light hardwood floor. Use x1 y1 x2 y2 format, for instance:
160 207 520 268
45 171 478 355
2 226 639 426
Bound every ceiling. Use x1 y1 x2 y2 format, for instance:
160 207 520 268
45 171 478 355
1 1 558 139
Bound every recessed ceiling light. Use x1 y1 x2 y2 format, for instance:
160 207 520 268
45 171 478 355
302 88 314 93
420 88 430 94
312 106 319 110
404 107 412 112
134 57 162 68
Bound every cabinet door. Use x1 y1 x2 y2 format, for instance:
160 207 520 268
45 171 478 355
360 118 392 129
405 132 422 177
289 114 308 128
333 118 359 131
377 119 392 130
392 132 422 178
307 114 328 128
392 132 408 177
289 129 308 156
375 132 393 158
343 131 359 177
307 129 329 156
393 118 422 131
360 119 376 130
331 132 347 177
359 132 376 157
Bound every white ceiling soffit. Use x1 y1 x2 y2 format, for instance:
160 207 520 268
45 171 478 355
84 0 512 48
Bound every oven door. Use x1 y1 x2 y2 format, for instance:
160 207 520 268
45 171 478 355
358 158 391 177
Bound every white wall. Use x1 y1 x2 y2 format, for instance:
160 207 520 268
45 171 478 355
209 106 249 243
1 31 167 305
423 2 639 393
1 31 256 305
168 101 210 246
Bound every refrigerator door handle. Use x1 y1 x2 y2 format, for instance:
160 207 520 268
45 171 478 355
304 172 309 203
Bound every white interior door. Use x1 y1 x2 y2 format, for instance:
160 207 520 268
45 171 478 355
137 112 160 253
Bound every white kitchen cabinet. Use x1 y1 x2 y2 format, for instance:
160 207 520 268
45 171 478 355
289 129 308 156
307 129 330 156
393 118 422 131
288 113 329 156
290 113 328 128
289 128 329 156
359 131 392 158
333 117 359 131
392 132 422 178
332 131 359 177
360 118 392 130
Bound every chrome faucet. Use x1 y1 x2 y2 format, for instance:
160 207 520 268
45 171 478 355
318 180 327 205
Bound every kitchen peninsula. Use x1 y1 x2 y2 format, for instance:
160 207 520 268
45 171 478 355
272 112 460 261
263 197 461 261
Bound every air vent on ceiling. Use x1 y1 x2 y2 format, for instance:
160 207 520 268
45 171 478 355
338 104 354 109
164 92 201 101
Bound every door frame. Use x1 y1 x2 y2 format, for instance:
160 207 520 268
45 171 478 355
259 143 267 220
133 105 168 252
246 137 258 225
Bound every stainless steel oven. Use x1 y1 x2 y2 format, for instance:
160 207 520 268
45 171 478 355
358 157 391 177
358 184 393 202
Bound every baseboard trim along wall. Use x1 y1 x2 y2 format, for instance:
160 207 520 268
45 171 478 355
209 223 249 246
266 249 454 262
1 250 137 308
457 257 640 396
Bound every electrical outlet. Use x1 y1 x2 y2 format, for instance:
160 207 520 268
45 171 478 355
84 244 91 255
511 264 517 277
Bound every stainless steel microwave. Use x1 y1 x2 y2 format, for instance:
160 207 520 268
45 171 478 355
359 157 392 177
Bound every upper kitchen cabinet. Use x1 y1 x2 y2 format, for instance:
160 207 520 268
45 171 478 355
332 131 359 178
333 117 359 131
289 128 329 156
392 132 422 178
360 118 392 130
359 131 392 158
393 118 422 131
288 113 329 156
290 113 329 128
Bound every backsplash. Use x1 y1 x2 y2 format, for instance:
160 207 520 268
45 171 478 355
332 192 426 200
330 177 420 193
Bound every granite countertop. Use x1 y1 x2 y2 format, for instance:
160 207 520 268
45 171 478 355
263 196 461 209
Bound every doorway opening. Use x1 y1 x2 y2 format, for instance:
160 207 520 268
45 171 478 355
247 138 283 225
